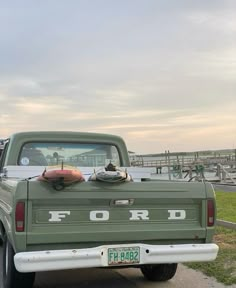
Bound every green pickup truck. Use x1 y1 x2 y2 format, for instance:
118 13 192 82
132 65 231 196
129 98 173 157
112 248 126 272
0 131 218 288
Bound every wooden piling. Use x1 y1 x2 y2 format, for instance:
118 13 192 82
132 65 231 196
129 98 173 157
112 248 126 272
167 150 171 180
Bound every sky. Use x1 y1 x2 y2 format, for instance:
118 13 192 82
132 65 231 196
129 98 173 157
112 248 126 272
0 1 236 154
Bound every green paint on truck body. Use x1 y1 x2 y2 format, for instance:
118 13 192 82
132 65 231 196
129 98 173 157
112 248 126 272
0 131 216 255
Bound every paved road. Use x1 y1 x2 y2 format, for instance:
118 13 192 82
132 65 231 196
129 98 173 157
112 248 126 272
33 265 236 288
213 184 236 192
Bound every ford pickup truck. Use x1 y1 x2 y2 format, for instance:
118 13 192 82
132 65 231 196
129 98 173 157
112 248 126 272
0 131 218 288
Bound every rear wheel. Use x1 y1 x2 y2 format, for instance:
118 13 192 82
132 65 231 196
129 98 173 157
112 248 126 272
0 224 3 246
1 234 35 288
140 263 178 281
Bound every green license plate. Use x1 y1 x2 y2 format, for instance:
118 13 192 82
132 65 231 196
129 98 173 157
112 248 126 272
108 247 140 266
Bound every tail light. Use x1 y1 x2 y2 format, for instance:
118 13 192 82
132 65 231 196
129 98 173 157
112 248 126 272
15 202 25 232
207 199 215 227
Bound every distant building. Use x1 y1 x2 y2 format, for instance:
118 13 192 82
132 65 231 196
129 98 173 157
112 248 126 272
67 149 107 167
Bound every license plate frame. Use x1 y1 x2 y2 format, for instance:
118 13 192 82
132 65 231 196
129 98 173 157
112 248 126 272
108 246 140 266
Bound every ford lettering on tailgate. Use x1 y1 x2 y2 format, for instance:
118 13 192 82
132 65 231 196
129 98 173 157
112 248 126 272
48 209 187 222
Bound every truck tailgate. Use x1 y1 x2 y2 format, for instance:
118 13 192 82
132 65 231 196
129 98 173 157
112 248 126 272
26 181 208 247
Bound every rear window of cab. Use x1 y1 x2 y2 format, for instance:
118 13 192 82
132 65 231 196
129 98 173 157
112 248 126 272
18 142 121 167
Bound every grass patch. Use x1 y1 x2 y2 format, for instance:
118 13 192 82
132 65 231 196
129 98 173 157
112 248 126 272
215 191 236 222
186 226 236 285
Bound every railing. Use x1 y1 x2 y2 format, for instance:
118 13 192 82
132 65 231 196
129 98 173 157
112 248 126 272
131 157 236 183
131 157 235 168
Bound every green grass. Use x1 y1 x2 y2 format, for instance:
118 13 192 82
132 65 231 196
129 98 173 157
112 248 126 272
186 191 236 285
186 227 236 285
215 191 236 222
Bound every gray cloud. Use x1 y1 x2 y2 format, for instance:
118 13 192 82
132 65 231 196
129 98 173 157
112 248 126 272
0 1 236 153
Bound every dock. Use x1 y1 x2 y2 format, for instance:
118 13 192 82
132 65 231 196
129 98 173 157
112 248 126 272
131 152 236 183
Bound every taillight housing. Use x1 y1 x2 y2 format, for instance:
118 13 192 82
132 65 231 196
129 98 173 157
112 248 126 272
207 199 215 227
15 202 25 232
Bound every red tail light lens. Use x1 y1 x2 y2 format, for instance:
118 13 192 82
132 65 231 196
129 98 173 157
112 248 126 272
15 202 25 232
207 199 214 227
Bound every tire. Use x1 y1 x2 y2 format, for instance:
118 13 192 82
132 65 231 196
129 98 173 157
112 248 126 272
140 263 178 281
1 234 35 288
0 225 3 246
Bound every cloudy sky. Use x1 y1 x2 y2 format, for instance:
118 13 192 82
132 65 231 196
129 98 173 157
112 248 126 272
0 1 236 154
